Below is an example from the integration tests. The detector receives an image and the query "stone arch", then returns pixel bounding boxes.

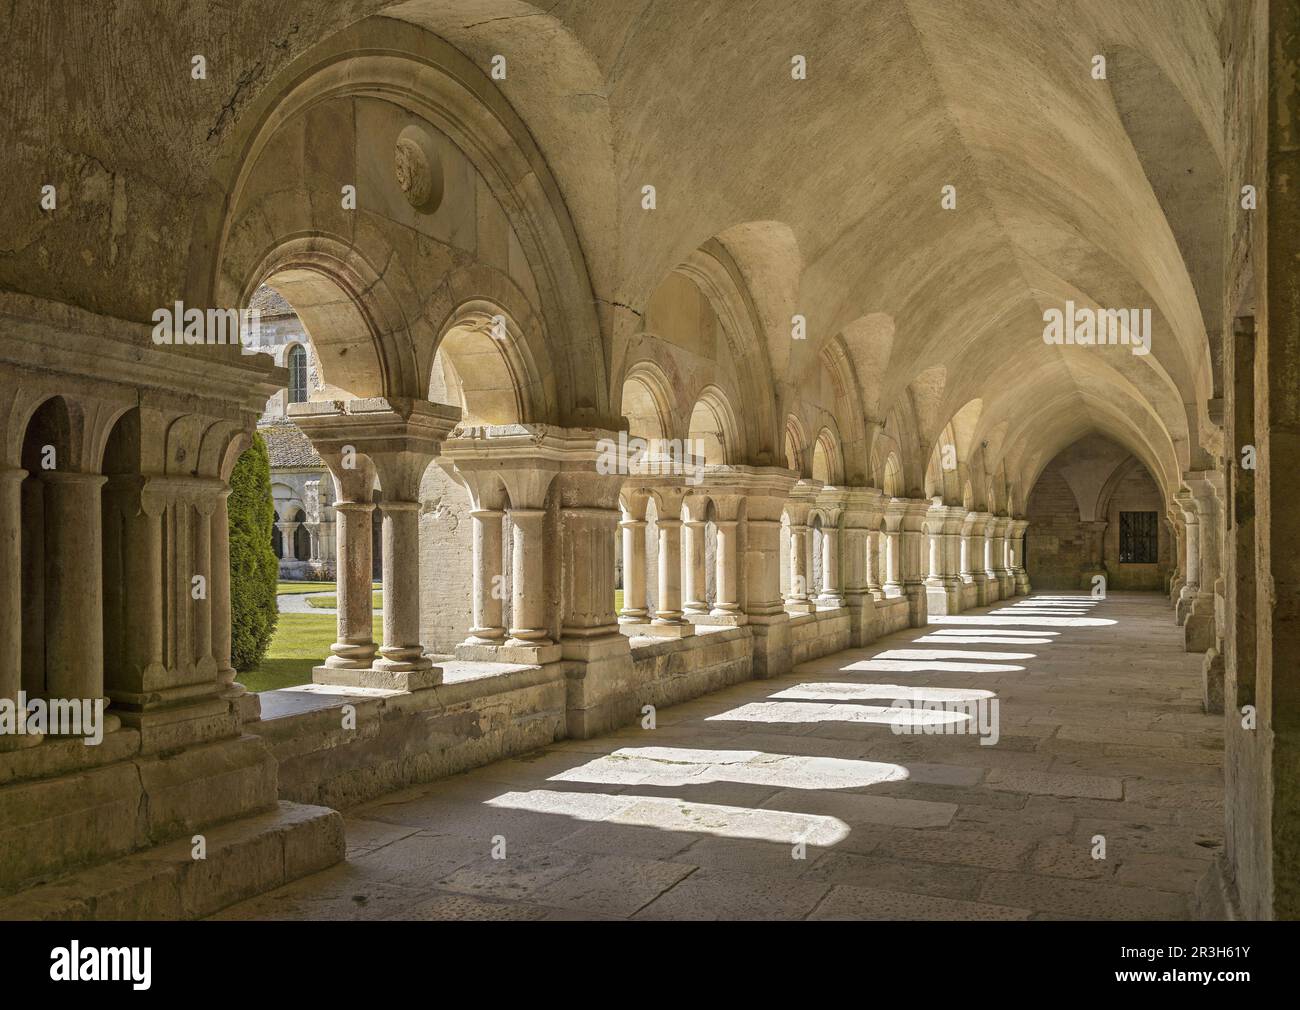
[688,386,741,466]
[621,360,676,441]
[883,452,904,499]
[194,18,608,423]
[811,427,844,486]
[431,300,550,425]
[784,415,809,476]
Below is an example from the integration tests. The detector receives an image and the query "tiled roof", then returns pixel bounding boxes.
[258,420,322,469]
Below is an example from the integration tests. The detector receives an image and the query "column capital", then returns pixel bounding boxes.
[291,397,460,501]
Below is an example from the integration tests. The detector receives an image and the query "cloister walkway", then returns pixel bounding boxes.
[219,593,1223,921]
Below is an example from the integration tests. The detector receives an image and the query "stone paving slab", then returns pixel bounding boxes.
[217,592,1223,921]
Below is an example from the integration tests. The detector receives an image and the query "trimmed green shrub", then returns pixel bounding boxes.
[228,432,280,671]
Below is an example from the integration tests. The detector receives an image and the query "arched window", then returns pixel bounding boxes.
[287,344,308,404]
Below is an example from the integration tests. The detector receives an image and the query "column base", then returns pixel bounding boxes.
[784,599,815,615]
[312,663,444,692]
[454,642,563,665]
[925,583,962,616]
[640,622,696,639]
[693,610,748,627]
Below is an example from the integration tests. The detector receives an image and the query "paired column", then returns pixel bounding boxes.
[291,397,461,688]
[784,501,814,614]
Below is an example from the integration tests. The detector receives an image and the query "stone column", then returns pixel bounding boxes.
[505,507,549,645]
[1009,518,1031,595]
[41,471,110,716]
[326,500,377,670]
[648,487,692,636]
[375,500,434,680]
[210,490,241,697]
[467,506,507,643]
[898,498,930,626]
[923,502,963,616]
[815,500,845,608]
[682,495,710,619]
[841,487,883,645]
[866,528,885,601]
[280,520,301,561]
[712,519,741,618]
[1186,471,1225,706]
[555,456,632,737]
[988,516,1012,598]
[784,501,814,613]
[883,502,904,598]
[618,490,650,628]
[739,468,796,677]
[0,467,35,750]
[1175,488,1206,641]
[966,512,990,605]
[700,489,746,626]
[1168,507,1186,605]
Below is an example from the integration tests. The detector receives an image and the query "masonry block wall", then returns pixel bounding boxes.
[1027,465,1088,588]
[1104,464,1172,590]
[1026,435,1170,592]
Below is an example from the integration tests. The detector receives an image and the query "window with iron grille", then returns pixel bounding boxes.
[1119,511,1158,563]
[288,344,308,404]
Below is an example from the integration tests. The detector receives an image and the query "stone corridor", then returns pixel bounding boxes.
[218,592,1222,921]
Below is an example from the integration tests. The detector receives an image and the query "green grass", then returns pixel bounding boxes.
[237,612,383,694]
[241,588,627,694]
[306,592,384,609]
[276,580,379,596]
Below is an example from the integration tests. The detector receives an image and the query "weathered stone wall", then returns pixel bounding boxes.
[1027,436,1170,591]
[1103,464,1172,590]
[418,464,476,655]
[789,610,853,667]
[628,629,754,715]
[1027,465,1088,589]
[249,665,567,810]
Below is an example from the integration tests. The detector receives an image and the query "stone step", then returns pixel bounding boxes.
[0,801,344,920]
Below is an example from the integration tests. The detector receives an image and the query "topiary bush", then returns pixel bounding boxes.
[228,432,280,671]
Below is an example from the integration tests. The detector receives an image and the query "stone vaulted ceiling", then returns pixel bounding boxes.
[0,0,1227,507]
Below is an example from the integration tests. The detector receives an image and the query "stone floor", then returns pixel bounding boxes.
[217,592,1224,921]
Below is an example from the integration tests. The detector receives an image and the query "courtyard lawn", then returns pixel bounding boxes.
[237,612,383,694]
[276,580,379,595]
[306,591,384,610]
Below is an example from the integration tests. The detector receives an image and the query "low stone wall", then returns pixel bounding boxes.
[789,608,853,666]
[626,627,754,717]
[873,596,912,637]
[248,662,567,810]
[245,592,1009,813]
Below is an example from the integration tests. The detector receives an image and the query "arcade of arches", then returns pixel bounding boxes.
[1,1,1298,921]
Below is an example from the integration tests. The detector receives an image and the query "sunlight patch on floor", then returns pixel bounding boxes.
[484,789,852,845]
